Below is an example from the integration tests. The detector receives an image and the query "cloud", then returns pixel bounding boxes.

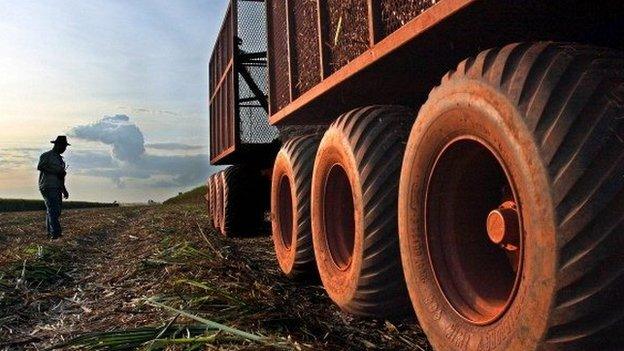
[139,154,208,186]
[67,115,213,188]
[136,108,179,116]
[0,147,43,169]
[69,115,145,161]
[0,155,26,170]
[145,143,204,151]
[66,150,115,169]
[116,106,180,116]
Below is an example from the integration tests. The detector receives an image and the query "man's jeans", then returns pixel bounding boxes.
[41,188,62,237]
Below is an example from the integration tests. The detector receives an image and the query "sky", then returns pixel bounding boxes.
[0,0,228,202]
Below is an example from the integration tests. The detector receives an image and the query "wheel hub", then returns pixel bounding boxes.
[486,201,519,251]
[425,138,524,324]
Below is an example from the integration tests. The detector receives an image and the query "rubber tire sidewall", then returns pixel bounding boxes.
[209,176,216,228]
[271,150,299,276]
[399,79,557,350]
[312,127,364,310]
[216,172,224,230]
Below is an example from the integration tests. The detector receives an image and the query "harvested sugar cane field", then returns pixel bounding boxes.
[3,1,624,350]
[0,205,432,351]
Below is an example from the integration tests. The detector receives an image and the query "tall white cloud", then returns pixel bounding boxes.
[67,115,214,188]
[70,115,145,162]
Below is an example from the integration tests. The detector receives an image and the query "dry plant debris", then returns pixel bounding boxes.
[0,205,431,350]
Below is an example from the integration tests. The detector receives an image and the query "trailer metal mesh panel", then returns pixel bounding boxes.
[268,0,291,115]
[209,0,278,164]
[322,0,370,74]
[290,0,321,98]
[379,0,438,39]
[238,66,277,144]
[238,0,267,54]
[237,0,278,144]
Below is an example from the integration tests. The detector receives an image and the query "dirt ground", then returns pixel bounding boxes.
[0,205,432,351]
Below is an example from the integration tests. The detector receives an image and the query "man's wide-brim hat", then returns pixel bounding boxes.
[51,136,70,146]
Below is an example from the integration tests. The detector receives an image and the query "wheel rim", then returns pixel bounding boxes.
[425,137,523,325]
[277,174,294,250]
[323,164,356,270]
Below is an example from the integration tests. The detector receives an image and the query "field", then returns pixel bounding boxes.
[0,204,431,351]
[0,199,119,213]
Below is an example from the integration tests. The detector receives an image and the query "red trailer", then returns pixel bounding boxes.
[207,1,624,349]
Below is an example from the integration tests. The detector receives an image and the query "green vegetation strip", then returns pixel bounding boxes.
[177,279,247,306]
[0,198,119,213]
[145,298,264,342]
[45,325,209,350]
[163,185,208,205]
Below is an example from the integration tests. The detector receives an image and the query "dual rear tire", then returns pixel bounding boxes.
[221,165,268,237]
[271,135,320,278]
[310,106,415,316]
[272,106,415,315]
[270,42,624,349]
[209,166,268,237]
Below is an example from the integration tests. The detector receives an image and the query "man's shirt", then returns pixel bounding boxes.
[38,150,66,190]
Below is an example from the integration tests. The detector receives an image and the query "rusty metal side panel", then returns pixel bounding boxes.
[265,0,452,125]
[269,0,475,125]
[267,0,291,115]
[321,0,370,74]
[289,0,322,98]
[378,0,440,39]
[209,2,236,164]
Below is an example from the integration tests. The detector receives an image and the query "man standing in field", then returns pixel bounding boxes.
[37,136,70,239]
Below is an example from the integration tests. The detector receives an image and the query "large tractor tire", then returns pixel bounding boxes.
[221,165,267,237]
[398,42,624,350]
[311,105,414,316]
[214,171,224,230]
[271,134,321,278]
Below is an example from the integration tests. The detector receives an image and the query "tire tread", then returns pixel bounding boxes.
[328,105,414,315]
[447,42,624,348]
[281,135,321,276]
